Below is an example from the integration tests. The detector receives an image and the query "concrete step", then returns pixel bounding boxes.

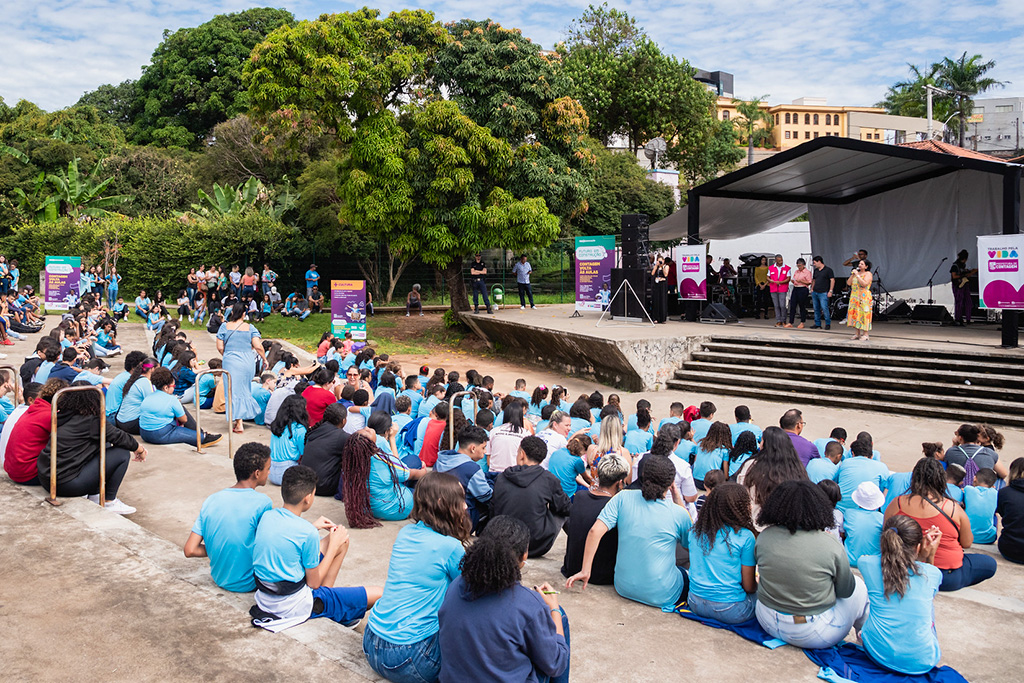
[665,376,1024,428]
[666,370,1024,426]
[685,353,1024,394]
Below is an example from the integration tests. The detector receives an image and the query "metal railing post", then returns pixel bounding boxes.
[47,385,106,507]
[0,365,21,405]
[447,391,479,447]
[193,368,233,457]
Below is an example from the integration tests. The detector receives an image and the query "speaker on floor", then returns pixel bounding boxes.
[699,302,738,324]
[910,304,953,325]
[882,300,912,318]
[610,267,649,320]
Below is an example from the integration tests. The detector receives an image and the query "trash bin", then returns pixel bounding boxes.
[490,284,504,310]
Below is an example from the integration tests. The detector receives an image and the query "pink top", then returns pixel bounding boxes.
[768,264,791,293]
[792,268,813,287]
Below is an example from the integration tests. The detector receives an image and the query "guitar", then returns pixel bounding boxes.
[955,268,978,289]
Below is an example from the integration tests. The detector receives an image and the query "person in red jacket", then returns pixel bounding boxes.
[3,378,68,485]
[419,403,449,468]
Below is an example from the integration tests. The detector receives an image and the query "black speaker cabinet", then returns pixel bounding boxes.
[910,304,954,326]
[699,302,739,324]
[610,268,649,320]
[621,214,649,269]
[881,300,912,319]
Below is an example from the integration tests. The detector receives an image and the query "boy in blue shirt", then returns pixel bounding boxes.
[814,427,847,458]
[844,481,884,568]
[250,465,382,631]
[400,375,423,417]
[690,401,716,443]
[729,405,762,446]
[658,402,685,434]
[964,468,999,544]
[807,441,843,484]
[185,442,273,592]
[112,297,129,321]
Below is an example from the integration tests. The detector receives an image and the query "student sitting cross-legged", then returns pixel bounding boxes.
[363,472,471,683]
[139,367,221,447]
[250,465,382,632]
[184,443,273,592]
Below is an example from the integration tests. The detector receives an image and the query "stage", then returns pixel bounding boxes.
[460,304,1024,392]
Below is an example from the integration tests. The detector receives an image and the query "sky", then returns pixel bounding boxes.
[2,0,1022,112]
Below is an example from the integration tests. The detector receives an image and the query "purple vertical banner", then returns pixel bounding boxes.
[673,245,706,300]
[575,235,615,311]
[331,280,367,339]
[44,255,82,310]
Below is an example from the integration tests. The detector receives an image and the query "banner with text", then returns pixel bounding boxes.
[44,255,81,310]
[575,235,616,311]
[673,244,706,300]
[331,280,367,338]
[978,235,1024,310]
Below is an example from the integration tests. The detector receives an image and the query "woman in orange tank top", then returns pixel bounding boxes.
[884,458,996,592]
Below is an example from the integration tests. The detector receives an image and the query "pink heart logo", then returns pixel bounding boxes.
[983,280,1024,308]
[988,251,997,258]
[680,278,706,300]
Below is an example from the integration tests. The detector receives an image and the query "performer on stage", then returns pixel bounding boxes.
[650,256,669,324]
[754,256,770,319]
[846,260,873,341]
[950,250,977,326]
[842,249,869,268]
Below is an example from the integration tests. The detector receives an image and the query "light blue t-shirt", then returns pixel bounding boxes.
[623,429,653,456]
[834,457,890,515]
[196,372,217,405]
[32,360,55,383]
[253,508,320,583]
[945,483,964,504]
[860,554,942,675]
[626,413,655,435]
[687,527,756,604]
[730,422,762,445]
[692,446,728,481]
[548,447,587,498]
[842,448,881,461]
[690,419,713,443]
[370,452,413,520]
[964,486,998,544]
[418,395,441,420]
[271,423,307,463]
[843,507,883,567]
[724,451,755,478]
[400,389,423,418]
[675,438,697,463]
[883,471,913,512]
[191,487,273,592]
[305,269,319,286]
[527,399,547,418]
[73,370,104,386]
[252,384,272,425]
[367,521,465,644]
[597,489,692,609]
[117,377,154,422]
[814,437,841,458]
[569,416,591,436]
[139,390,186,431]
[105,370,131,417]
[806,457,838,484]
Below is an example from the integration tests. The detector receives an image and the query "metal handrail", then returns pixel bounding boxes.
[0,364,21,406]
[447,390,479,447]
[193,368,233,457]
[46,385,106,507]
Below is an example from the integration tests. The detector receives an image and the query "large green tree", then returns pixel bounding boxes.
[76,80,140,133]
[671,118,743,188]
[130,7,295,148]
[574,143,674,236]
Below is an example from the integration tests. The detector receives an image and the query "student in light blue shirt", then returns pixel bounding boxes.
[964,469,999,544]
[268,395,309,486]
[417,384,445,419]
[859,516,943,675]
[841,430,881,461]
[139,367,219,446]
[623,408,654,456]
[400,376,424,417]
[833,439,890,515]
[509,379,531,402]
[673,420,698,463]
[729,405,762,446]
[844,482,885,568]
[814,427,847,458]
[724,430,758,479]
[625,399,654,435]
[134,290,152,320]
[807,440,843,484]
[105,352,147,419]
[185,443,273,592]
[692,422,732,487]
[685,483,758,624]
[251,373,275,426]
[659,402,685,433]
[690,401,717,444]
[548,438,593,498]
[527,385,549,420]
[567,456,692,609]
[363,472,468,683]
[115,359,158,434]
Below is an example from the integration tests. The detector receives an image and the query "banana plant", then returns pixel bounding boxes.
[186,176,298,221]
[12,172,59,222]
[1,143,29,164]
[46,157,130,218]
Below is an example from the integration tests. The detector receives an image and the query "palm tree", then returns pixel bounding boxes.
[934,53,1006,147]
[731,95,773,165]
[876,63,947,120]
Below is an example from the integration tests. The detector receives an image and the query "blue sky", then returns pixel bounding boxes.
[2,1,1021,112]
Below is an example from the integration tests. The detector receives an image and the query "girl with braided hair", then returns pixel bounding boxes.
[340,433,382,529]
[685,483,758,623]
[858,515,943,674]
[343,430,428,524]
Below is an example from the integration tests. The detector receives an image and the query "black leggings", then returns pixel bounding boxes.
[50,448,131,501]
[788,287,809,323]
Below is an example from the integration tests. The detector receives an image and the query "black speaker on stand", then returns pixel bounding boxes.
[610,268,650,321]
[621,214,649,270]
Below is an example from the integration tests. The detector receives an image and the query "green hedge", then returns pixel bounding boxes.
[7,214,313,297]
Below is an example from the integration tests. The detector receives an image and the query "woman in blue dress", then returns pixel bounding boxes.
[216,302,268,435]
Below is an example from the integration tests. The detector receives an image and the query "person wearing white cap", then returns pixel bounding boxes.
[844,481,885,568]
[268,286,283,313]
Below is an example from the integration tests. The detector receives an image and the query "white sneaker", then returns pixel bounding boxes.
[0,353,7,359]
[530,305,536,309]
[419,312,424,316]
[520,306,525,310]
[104,498,136,515]
[405,312,410,316]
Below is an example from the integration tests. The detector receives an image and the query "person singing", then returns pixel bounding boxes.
[650,256,669,324]
[846,260,873,342]
[950,250,976,326]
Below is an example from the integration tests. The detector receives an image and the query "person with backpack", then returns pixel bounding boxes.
[944,423,1006,485]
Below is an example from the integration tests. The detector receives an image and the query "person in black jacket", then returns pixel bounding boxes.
[20,337,60,386]
[37,382,146,515]
[491,435,571,557]
[299,403,349,497]
[998,457,1024,564]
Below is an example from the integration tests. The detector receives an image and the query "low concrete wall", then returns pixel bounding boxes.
[460,314,706,391]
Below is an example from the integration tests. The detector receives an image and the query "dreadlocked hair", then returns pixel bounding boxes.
[879,514,923,599]
[340,434,382,529]
[692,483,755,554]
[460,516,530,599]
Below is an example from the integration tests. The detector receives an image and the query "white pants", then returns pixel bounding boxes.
[755,576,868,649]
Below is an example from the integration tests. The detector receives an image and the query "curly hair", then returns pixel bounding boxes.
[699,421,733,453]
[757,480,834,533]
[728,431,758,466]
[651,425,680,456]
[233,442,270,481]
[640,453,676,501]
[744,426,808,507]
[460,515,530,599]
[692,483,754,554]
[909,457,947,503]
[38,378,69,402]
[412,472,472,545]
[340,433,382,529]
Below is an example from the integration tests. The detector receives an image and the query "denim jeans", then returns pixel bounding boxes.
[269,459,298,486]
[472,280,490,310]
[770,291,787,323]
[688,592,757,624]
[811,291,831,326]
[140,422,199,446]
[108,288,118,309]
[518,283,534,307]
[755,576,868,649]
[92,342,120,357]
[938,553,997,591]
[362,627,441,683]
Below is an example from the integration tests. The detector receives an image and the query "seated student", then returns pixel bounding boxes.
[623,407,654,456]
[724,430,758,480]
[92,321,121,357]
[268,395,309,486]
[435,425,493,532]
[843,430,882,462]
[251,372,276,426]
[814,427,848,458]
[508,378,530,401]
[139,367,221,447]
[964,468,999,544]
[997,457,1024,564]
[631,426,699,512]
[686,483,758,624]
[730,405,762,445]
[589,404,618,441]
[184,443,273,591]
[859,516,943,675]
[250,465,382,632]
[944,423,1004,484]
[690,401,716,443]
[303,366,338,426]
[344,389,372,435]
[625,399,654,435]
[658,402,685,433]
[112,297,130,321]
[818,479,845,542]
[492,435,572,558]
[134,290,152,320]
[299,403,349,496]
[526,385,549,422]
[172,351,199,400]
[347,431,428,522]
[549,434,595,499]
[48,347,82,384]
[439,516,569,683]
[567,399,592,436]
[146,307,166,331]
[674,420,698,463]
[567,455,692,609]
[399,375,424,418]
[693,469,725,517]
[692,422,732,489]
[833,437,890,515]
[844,482,885,568]
[74,358,112,387]
[363,472,470,683]
[807,440,843,484]
[367,411,399,457]
[561,453,629,586]
[418,402,448,468]
[4,379,66,485]
[404,283,423,317]
[0,379,38,463]
[20,338,57,387]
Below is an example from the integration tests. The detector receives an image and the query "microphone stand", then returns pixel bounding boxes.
[925,257,948,304]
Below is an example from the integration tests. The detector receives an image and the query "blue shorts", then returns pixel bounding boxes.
[311,586,368,626]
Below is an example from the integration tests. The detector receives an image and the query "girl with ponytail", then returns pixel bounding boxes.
[858,515,943,674]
